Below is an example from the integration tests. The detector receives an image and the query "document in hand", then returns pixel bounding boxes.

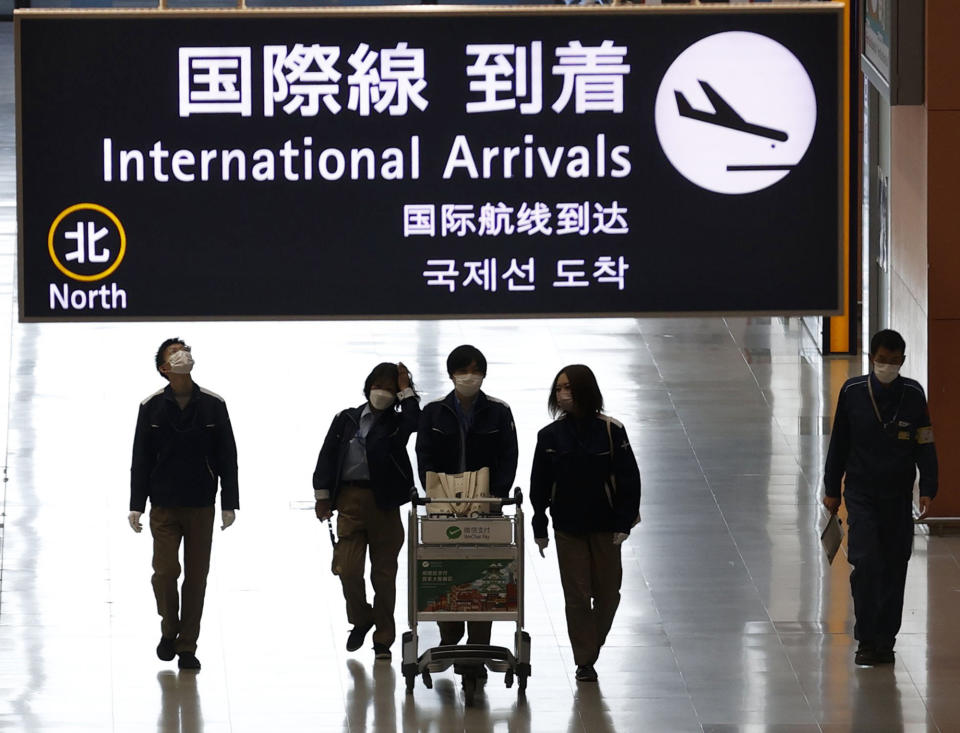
[820,514,844,564]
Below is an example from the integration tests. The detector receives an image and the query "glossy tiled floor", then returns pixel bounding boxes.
[4,25,960,733]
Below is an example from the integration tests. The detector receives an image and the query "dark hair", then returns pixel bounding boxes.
[363,362,417,406]
[548,364,603,418]
[155,338,186,380]
[870,329,906,356]
[446,344,487,377]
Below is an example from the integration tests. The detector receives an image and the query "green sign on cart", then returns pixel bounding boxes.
[417,559,518,613]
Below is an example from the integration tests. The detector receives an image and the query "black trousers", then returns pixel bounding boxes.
[438,621,491,646]
[844,488,914,649]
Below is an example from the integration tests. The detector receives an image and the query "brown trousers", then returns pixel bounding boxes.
[334,486,405,647]
[150,505,215,654]
[554,530,623,666]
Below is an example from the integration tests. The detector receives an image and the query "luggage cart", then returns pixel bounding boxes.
[401,487,531,705]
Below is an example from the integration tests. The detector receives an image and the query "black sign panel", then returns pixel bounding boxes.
[16,7,842,321]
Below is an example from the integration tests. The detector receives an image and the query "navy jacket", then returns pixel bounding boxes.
[824,374,938,498]
[130,383,239,512]
[530,413,641,537]
[415,391,518,498]
[313,395,420,510]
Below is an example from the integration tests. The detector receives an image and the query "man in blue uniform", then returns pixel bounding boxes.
[823,329,937,666]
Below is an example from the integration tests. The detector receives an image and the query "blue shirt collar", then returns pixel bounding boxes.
[453,392,476,431]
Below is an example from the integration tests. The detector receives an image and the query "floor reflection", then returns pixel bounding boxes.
[397,675,532,733]
[851,666,905,731]
[343,657,535,733]
[567,684,614,733]
[157,671,203,733]
[345,659,398,733]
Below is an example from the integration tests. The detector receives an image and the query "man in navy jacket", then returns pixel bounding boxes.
[416,345,518,676]
[824,329,937,666]
[129,338,239,671]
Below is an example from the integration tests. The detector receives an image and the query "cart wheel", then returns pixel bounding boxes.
[421,670,433,689]
[518,673,528,692]
[504,670,514,688]
[462,675,477,706]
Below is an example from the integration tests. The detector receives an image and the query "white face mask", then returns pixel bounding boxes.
[369,389,395,411]
[556,388,574,412]
[453,374,483,398]
[873,362,900,384]
[167,349,194,374]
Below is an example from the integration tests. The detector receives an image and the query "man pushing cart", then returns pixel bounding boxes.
[401,488,531,705]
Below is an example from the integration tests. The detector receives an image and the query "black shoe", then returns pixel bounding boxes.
[346,622,374,652]
[156,636,176,662]
[373,643,391,660]
[575,664,598,681]
[855,642,878,666]
[875,647,896,664]
[177,652,201,670]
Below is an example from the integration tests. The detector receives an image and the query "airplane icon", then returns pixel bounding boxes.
[675,80,789,142]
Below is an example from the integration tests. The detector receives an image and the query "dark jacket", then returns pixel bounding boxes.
[824,374,938,498]
[415,391,518,498]
[313,394,420,510]
[530,413,641,537]
[130,383,239,512]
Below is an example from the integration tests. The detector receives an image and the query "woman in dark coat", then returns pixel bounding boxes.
[530,364,641,682]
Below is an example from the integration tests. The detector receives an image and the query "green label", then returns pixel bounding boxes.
[417,558,518,612]
[446,526,463,539]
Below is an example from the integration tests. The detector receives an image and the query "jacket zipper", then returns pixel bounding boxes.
[603,481,614,509]
[389,454,410,480]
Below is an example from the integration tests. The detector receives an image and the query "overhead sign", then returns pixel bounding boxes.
[15,6,842,321]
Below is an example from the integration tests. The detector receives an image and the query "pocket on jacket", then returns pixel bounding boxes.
[472,428,501,455]
[429,427,460,456]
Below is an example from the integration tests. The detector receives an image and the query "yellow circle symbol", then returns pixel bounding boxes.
[47,203,126,282]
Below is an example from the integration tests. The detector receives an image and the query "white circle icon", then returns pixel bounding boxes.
[654,32,817,195]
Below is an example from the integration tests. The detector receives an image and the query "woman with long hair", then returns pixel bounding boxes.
[530,364,641,682]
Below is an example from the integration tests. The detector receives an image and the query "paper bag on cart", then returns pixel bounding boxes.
[424,468,490,516]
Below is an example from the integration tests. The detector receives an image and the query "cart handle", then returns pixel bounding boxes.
[409,486,523,506]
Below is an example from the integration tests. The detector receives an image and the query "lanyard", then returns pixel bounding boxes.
[327,518,337,547]
[866,376,905,429]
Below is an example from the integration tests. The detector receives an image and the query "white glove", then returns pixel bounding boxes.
[128,511,143,533]
[534,537,549,557]
[221,510,236,530]
[612,532,629,546]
